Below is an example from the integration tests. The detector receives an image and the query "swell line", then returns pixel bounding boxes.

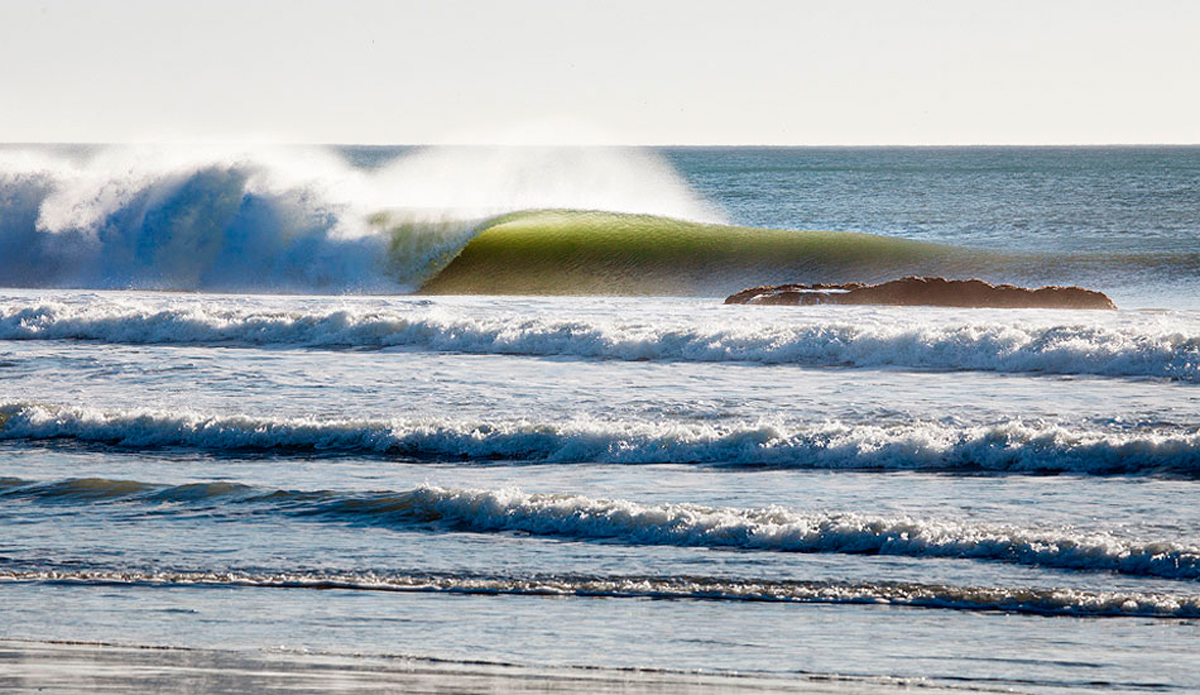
[3,299,1197,381]
[2,403,1199,475]
[2,567,1197,619]
[3,477,1198,580]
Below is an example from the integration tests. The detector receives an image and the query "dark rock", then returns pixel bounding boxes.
[724,277,1116,310]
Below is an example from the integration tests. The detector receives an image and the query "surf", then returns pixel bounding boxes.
[3,403,1199,475]
[404,208,1200,297]
[0,144,722,293]
[4,145,1197,298]
[4,475,1200,580]
[3,566,1197,619]
[405,209,976,295]
[3,295,1198,381]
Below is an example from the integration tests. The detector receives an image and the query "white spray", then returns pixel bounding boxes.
[0,142,721,292]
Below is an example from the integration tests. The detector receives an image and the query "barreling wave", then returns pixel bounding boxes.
[3,146,1196,297]
[3,566,1197,619]
[0,145,719,293]
[3,476,1198,580]
[2,403,1199,475]
[2,297,1197,381]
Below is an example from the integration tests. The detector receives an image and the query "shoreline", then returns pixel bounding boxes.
[0,639,1011,694]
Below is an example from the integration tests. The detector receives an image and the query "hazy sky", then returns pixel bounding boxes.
[2,0,1198,145]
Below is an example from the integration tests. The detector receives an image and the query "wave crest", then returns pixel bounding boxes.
[4,476,1199,580]
[390,485,1200,580]
[2,298,1197,381]
[0,145,719,292]
[1,403,1198,475]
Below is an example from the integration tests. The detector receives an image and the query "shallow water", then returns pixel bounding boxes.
[2,292,1199,692]
[2,147,1199,692]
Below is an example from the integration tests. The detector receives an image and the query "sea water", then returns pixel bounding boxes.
[1,145,1198,693]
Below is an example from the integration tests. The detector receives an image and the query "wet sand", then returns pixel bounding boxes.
[0,639,1001,694]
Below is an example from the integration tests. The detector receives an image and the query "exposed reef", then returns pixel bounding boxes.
[724,277,1117,310]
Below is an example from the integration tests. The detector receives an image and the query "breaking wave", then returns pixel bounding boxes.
[2,298,1197,381]
[1,403,1199,475]
[0,145,718,293]
[3,146,1195,297]
[3,566,1197,619]
[3,476,1198,580]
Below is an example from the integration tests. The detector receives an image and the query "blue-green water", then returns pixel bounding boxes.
[1,145,1198,692]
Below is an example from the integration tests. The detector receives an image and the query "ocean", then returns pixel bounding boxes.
[1,145,1198,693]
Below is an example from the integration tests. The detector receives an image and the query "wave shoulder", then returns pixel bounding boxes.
[416,210,965,296]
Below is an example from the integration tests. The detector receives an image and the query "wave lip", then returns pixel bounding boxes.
[4,474,1199,581]
[2,299,1199,381]
[389,485,1200,581]
[2,403,1199,476]
[3,567,1198,619]
[0,146,722,293]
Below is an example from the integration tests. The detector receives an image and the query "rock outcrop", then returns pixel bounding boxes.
[725,277,1116,310]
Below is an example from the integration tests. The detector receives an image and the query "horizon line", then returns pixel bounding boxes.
[3,140,1200,149]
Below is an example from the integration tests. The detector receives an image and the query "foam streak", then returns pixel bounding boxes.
[2,567,1196,619]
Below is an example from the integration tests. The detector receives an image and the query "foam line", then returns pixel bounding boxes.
[3,475,1199,579]
[2,300,1197,380]
[3,567,1196,619]
[1,403,1198,475]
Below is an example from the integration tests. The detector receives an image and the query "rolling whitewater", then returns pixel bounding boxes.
[1,144,1199,693]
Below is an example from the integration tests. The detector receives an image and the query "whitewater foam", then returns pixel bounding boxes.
[2,567,1196,619]
[1,402,1198,475]
[3,476,1198,580]
[0,145,719,292]
[389,485,1200,580]
[2,297,1197,381]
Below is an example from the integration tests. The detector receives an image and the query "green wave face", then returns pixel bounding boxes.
[415,210,984,296]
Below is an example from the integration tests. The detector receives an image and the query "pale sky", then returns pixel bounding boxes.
[2,0,1198,145]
